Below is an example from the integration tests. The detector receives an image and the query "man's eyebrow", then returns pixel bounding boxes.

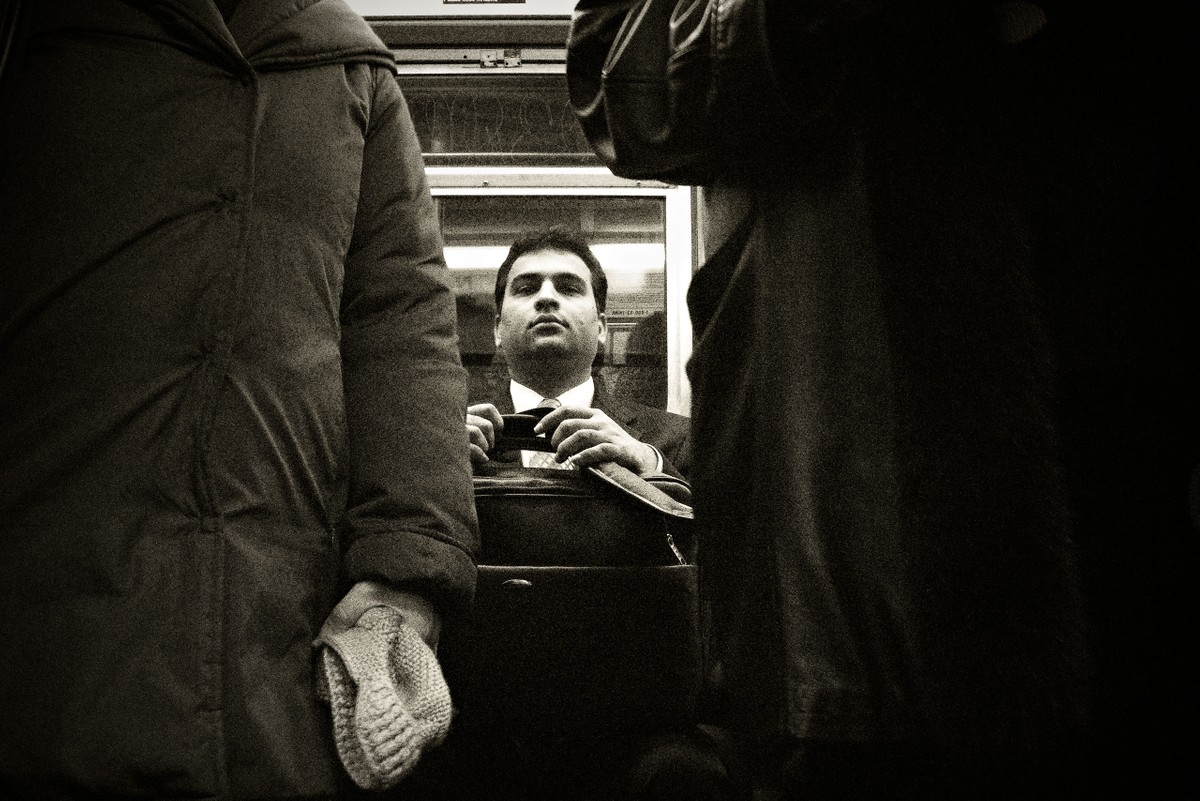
[509,271,587,285]
[506,273,541,288]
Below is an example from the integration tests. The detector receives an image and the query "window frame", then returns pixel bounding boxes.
[426,166,694,415]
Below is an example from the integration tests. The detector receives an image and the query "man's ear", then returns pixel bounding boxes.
[596,312,607,348]
[494,314,502,350]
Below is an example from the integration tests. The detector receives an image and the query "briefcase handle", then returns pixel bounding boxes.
[490,412,693,521]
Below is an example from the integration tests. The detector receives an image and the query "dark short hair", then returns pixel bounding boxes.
[493,227,608,314]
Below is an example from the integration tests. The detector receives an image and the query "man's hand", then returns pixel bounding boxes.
[466,403,505,466]
[536,406,660,475]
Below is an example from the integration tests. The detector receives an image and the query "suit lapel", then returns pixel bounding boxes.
[593,378,646,441]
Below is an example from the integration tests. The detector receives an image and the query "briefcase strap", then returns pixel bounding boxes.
[583,462,693,521]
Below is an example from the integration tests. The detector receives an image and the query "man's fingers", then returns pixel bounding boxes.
[558,433,656,474]
[467,404,505,455]
[469,443,490,466]
[468,403,504,427]
[466,403,504,451]
[549,416,626,449]
[466,414,494,439]
[532,407,651,471]
[534,405,604,435]
[557,430,631,461]
[562,441,624,468]
[555,426,602,453]
[466,420,493,452]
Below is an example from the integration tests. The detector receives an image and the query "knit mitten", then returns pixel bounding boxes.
[316,605,453,790]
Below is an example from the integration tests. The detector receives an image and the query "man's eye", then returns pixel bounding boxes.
[511,283,535,295]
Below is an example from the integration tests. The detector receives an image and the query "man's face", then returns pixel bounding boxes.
[494,248,606,368]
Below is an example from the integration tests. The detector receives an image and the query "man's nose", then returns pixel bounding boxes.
[533,280,559,308]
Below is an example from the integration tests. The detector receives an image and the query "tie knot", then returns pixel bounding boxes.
[539,397,561,409]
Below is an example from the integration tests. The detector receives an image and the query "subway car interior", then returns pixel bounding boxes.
[0,1,1193,799]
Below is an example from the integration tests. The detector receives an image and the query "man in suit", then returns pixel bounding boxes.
[413,228,734,801]
[466,226,689,477]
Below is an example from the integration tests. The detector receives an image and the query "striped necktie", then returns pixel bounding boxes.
[526,398,568,468]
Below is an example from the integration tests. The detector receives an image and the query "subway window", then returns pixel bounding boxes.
[427,168,693,414]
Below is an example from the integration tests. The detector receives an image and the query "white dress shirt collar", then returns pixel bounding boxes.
[509,377,595,412]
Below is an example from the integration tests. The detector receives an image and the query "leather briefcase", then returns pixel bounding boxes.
[438,411,702,732]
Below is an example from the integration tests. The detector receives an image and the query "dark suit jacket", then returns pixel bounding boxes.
[481,378,691,479]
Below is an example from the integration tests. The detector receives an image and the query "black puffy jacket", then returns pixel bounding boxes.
[0,1,478,797]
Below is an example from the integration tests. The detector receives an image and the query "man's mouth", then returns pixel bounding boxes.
[529,316,565,331]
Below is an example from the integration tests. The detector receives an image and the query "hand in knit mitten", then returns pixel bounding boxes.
[321,580,442,647]
[315,604,453,790]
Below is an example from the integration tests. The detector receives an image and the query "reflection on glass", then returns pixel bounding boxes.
[402,74,594,159]
[436,195,669,408]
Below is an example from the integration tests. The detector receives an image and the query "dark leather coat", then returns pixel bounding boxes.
[681,2,1094,788]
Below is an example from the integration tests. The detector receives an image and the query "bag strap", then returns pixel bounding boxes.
[583,462,693,521]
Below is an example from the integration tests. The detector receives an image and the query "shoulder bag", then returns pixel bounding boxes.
[567,0,851,185]
[567,0,716,184]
